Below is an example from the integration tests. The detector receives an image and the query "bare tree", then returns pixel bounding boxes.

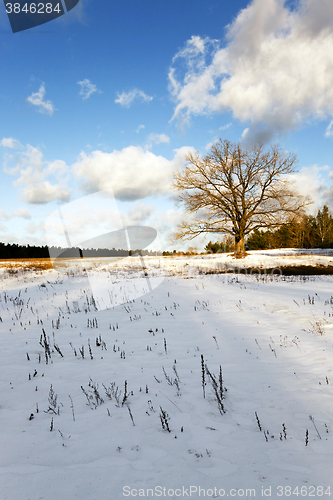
[172,139,309,256]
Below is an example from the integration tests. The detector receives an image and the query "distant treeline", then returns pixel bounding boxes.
[205,206,333,252]
[247,205,333,250]
[0,242,159,259]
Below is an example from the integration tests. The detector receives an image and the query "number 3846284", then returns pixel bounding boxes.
[277,486,331,496]
[5,3,61,14]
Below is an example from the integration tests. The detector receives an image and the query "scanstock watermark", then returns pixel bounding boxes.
[123,485,259,497]
[3,0,80,33]
[45,189,164,311]
[123,485,331,497]
[226,267,283,276]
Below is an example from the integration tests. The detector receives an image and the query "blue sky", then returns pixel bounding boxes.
[1,0,333,250]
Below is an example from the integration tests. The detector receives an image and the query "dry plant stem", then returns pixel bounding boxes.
[127,406,135,426]
[159,406,171,432]
[201,354,206,398]
[69,395,75,421]
[255,412,262,432]
[309,415,321,439]
[205,364,225,415]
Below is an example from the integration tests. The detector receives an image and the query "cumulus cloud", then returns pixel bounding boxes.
[150,208,183,235]
[121,205,185,250]
[77,78,101,100]
[11,207,32,219]
[0,137,18,148]
[145,133,170,149]
[72,145,193,201]
[319,168,333,209]
[169,0,333,142]
[23,182,71,204]
[4,144,71,204]
[47,159,69,176]
[115,88,153,107]
[122,203,155,226]
[45,199,124,248]
[26,83,55,116]
[0,207,31,220]
[3,139,193,205]
[289,164,331,213]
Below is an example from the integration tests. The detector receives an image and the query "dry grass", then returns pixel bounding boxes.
[0,258,81,273]
[0,259,53,272]
[2,254,333,278]
[0,257,132,275]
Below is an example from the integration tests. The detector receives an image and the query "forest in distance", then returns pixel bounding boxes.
[0,243,160,260]
[205,205,333,253]
[1,205,333,259]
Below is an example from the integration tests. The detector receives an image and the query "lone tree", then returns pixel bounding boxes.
[172,139,309,256]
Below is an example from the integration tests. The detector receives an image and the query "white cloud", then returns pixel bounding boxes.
[47,159,69,176]
[136,124,145,133]
[169,0,333,142]
[289,165,331,213]
[26,83,55,116]
[23,182,71,204]
[145,133,170,149]
[122,203,155,226]
[115,88,153,108]
[11,207,32,219]
[121,204,186,250]
[325,120,333,138]
[219,123,232,131]
[149,134,170,144]
[77,79,101,100]
[4,144,71,204]
[204,139,219,152]
[3,140,194,205]
[0,137,18,148]
[45,199,124,248]
[0,208,32,220]
[73,145,193,201]
[241,128,250,140]
[26,222,38,235]
[149,209,186,248]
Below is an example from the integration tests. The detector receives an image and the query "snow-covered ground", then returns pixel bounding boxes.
[1,254,333,499]
[158,249,333,276]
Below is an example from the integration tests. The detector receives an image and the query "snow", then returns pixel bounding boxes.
[158,250,333,276]
[1,254,333,499]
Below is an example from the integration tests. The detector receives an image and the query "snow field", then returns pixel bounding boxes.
[0,263,333,499]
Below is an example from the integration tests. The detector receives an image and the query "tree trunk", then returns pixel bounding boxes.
[235,235,245,257]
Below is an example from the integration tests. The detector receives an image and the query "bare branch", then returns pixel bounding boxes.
[171,139,310,255]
